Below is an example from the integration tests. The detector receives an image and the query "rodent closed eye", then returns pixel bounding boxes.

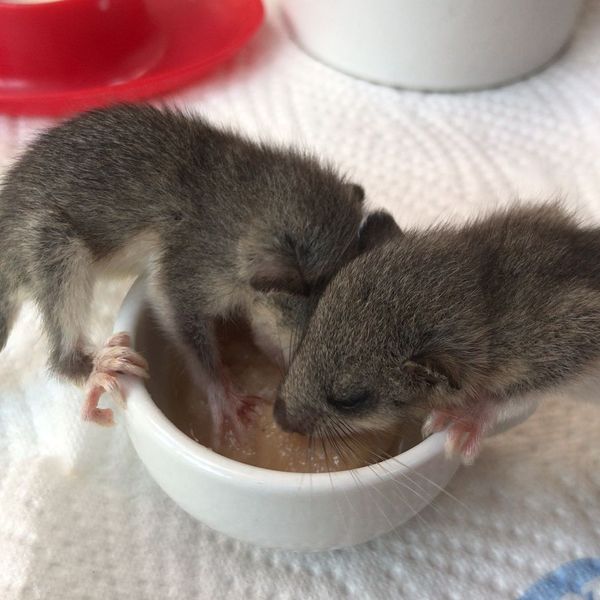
[327,391,372,411]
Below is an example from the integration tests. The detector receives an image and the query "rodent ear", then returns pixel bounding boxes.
[403,354,461,391]
[347,183,365,204]
[358,210,402,253]
[249,257,309,295]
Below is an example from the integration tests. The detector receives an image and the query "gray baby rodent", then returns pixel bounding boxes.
[0,103,387,430]
[275,203,600,462]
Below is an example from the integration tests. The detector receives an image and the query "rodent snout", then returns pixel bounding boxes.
[273,392,316,435]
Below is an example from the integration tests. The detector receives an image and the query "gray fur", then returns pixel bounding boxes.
[0,104,368,385]
[275,203,600,436]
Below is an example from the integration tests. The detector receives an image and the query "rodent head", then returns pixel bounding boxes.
[274,236,481,439]
[247,208,403,367]
[240,154,400,365]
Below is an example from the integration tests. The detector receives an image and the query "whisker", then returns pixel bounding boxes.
[333,420,437,504]
[377,449,470,511]
[325,417,422,530]
[359,447,451,520]
[350,464,399,532]
[318,424,347,525]
[334,419,470,511]
[326,420,464,530]
[322,427,361,519]
[324,417,432,529]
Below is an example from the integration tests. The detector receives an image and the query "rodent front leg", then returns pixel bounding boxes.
[168,292,262,446]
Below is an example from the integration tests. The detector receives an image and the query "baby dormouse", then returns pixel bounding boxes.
[275,203,600,462]
[0,104,388,433]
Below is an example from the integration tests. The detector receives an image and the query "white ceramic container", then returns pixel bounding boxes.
[115,277,533,550]
[282,0,585,91]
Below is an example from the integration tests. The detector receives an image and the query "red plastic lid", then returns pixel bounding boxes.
[0,0,264,116]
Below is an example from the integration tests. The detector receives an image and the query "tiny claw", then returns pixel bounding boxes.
[422,410,451,437]
[94,345,149,379]
[107,332,130,348]
[82,372,119,426]
[444,423,483,464]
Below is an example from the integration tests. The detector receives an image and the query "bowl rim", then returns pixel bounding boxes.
[117,276,454,493]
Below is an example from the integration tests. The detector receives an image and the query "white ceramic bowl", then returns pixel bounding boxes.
[114,277,530,550]
[282,0,585,91]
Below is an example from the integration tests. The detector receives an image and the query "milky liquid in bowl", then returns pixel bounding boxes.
[137,309,421,473]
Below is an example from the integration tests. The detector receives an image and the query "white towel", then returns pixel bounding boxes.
[0,2,599,598]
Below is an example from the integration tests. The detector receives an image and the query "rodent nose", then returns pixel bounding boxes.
[273,393,291,432]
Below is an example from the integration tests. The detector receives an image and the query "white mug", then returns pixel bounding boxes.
[282,0,585,91]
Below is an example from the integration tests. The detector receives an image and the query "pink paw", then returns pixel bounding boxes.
[423,405,494,464]
[82,332,149,426]
[222,386,263,438]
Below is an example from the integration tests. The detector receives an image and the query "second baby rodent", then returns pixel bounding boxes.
[275,203,600,462]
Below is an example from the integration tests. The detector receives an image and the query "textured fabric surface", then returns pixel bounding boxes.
[1,2,600,599]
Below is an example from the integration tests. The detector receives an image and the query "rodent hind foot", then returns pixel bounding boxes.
[81,332,149,426]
